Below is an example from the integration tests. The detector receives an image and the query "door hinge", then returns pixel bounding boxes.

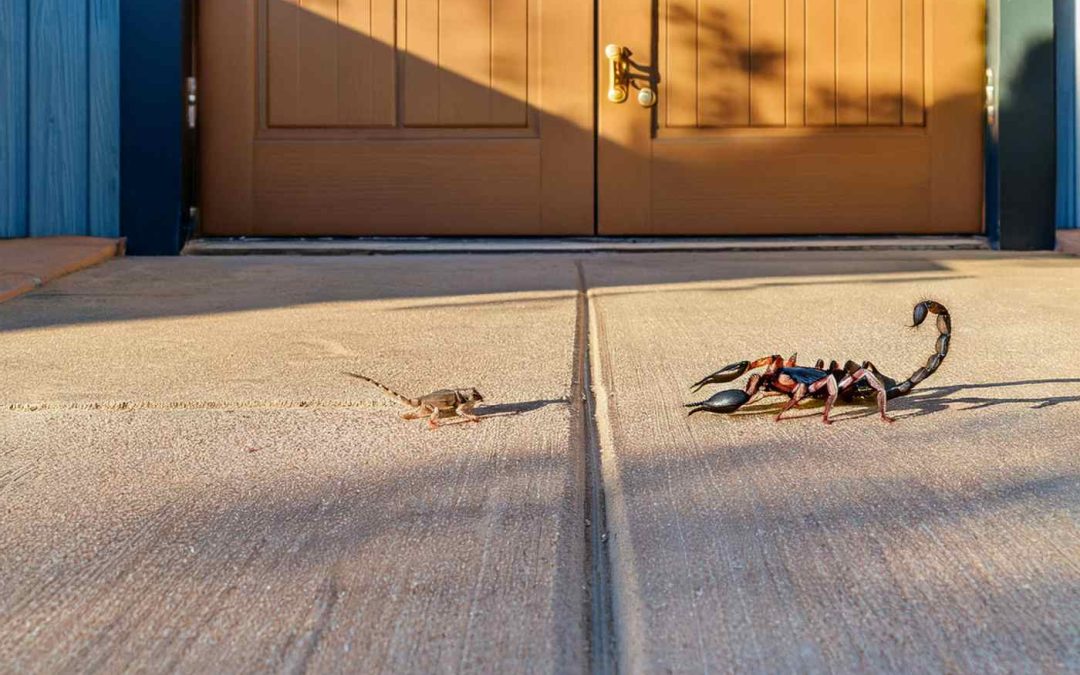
[985,68,996,126]
[186,76,198,130]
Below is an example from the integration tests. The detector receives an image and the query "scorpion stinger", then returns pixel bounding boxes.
[687,301,952,424]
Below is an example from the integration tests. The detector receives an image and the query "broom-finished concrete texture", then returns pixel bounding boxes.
[587,252,1080,673]
[1,252,1078,673]
[0,256,586,672]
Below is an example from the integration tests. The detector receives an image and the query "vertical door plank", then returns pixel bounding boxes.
[89,0,120,236]
[30,0,88,236]
[0,0,28,237]
[868,0,902,125]
[749,0,786,126]
[902,0,924,125]
[438,0,491,125]
[268,0,301,125]
[490,0,527,125]
[785,0,805,127]
[805,0,836,125]
[540,0,593,231]
[836,0,868,125]
[368,0,397,124]
[699,0,750,127]
[664,0,699,127]
[403,0,440,125]
[337,0,374,124]
[337,0,397,126]
[297,0,340,125]
[201,0,256,233]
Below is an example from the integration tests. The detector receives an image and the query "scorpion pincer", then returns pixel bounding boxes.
[686,301,951,424]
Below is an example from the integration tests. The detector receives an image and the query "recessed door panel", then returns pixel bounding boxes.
[600,0,985,234]
[201,0,592,235]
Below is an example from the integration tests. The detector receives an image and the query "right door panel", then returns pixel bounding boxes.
[599,0,986,235]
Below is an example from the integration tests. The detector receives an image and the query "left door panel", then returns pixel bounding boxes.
[200,1,593,236]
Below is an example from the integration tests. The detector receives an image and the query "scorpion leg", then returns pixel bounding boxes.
[774,384,808,422]
[837,368,895,423]
[745,374,788,407]
[808,374,840,424]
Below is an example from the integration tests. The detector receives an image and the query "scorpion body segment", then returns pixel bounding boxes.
[689,301,952,424]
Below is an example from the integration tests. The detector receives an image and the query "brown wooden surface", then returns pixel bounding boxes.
[205,0,983,237]
[603,0,985,235]
[201,0,592,236]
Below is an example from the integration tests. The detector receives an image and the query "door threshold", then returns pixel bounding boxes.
[183,235,990,256]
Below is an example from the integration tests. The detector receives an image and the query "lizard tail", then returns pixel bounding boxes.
[342,372,419,407]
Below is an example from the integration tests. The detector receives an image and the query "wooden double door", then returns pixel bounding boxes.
[201,0,986,236]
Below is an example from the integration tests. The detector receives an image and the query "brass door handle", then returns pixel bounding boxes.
[605,44,630,103]
[605,44,656,107]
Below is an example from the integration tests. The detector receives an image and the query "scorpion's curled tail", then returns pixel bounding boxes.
[886,300,951,399]
[342,372,419,407]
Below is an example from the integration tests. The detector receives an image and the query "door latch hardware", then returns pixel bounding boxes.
[605,44,656,108]
[985,68,996,126]
[606,44,630,103]
[186,77,198,130]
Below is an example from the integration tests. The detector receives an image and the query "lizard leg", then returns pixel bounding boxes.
[427,405,442,429]
[401,408,424,420]
[456,402,480,423]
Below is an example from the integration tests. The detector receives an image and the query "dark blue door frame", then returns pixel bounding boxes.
[120,0,187,255]
[119,0,1058,254]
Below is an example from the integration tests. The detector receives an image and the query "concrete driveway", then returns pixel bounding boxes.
[0,251,1077,673]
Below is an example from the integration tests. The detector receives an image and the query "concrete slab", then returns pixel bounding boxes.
[585,251,1080,673]
[0,236,124,304]
[0,256,577,406]
[0,256,585,672]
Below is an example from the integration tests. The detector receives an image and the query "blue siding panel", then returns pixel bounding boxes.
[0,0,28,237]
[89,0,120,237]
[29,0,89,237]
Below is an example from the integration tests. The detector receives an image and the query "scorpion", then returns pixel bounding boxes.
[686,301,951,424]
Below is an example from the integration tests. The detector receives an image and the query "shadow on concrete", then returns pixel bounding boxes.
[477,398,567,419]
[701,378,1080,424]
[0,250,1013,334]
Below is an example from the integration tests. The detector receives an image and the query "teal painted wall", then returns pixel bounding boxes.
[0,0,119,239]
[992,0,1057,249]
[1057,0,1078,229]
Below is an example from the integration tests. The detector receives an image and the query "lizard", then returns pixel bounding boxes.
[343,372,484,429]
